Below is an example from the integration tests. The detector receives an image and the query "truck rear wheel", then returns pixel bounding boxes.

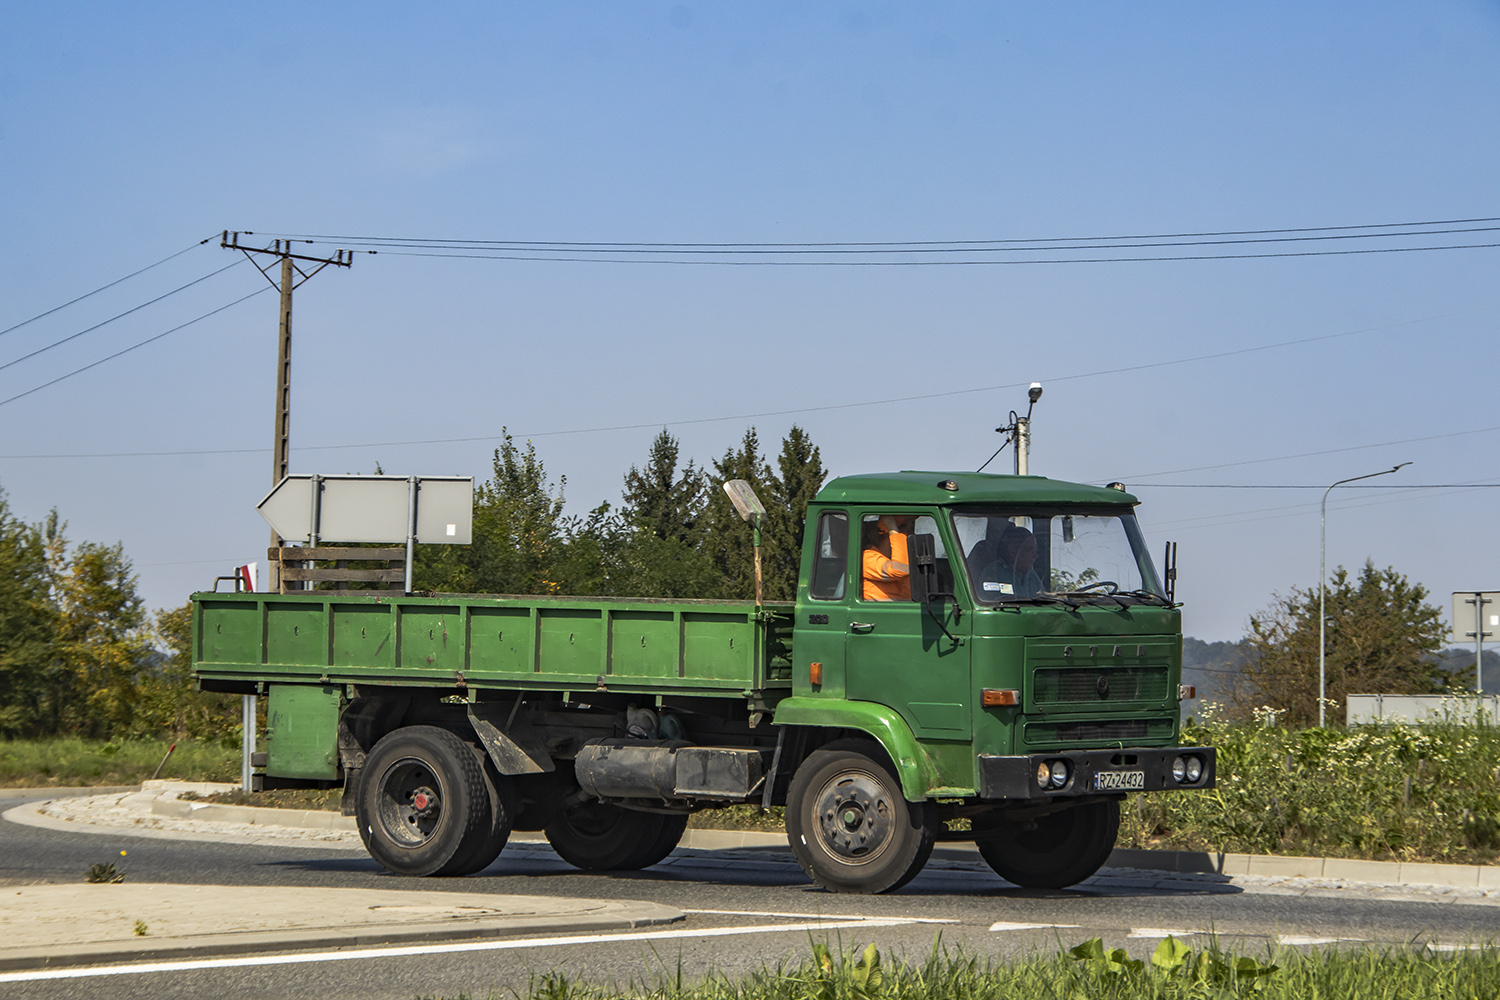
[545,801,687,871]
[974,798,1120,889]
[441,760,517,876]
[356,726,488,877]
[786,742,934,894]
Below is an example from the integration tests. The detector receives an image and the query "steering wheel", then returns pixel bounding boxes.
[1073,580,1120,595]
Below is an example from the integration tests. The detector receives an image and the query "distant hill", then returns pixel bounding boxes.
[1176,641,1500,721]
[1182,636,1253,711]
[1434,647,1500,693]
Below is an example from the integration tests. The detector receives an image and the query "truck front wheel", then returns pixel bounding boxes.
[786,742,934,894]
[545,802,687,871]
[973,798,1120,889]
[356,726,489,877]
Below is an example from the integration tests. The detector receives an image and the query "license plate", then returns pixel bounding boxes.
[1094,770,1145,791]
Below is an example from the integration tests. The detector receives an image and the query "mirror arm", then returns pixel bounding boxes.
[924,594,960,644]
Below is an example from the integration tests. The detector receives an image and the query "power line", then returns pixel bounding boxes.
[0,260,246,374]
[1134,483,1500,489]
[265,214,1500,249]
[0,288,272,409]
[0,304,1477,459]
[278,224,1500,256]
[361,240,1500,266]
[0,235,217,340]
[1117,424,1500,481]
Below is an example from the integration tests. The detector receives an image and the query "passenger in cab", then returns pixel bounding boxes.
[862,515,912,601]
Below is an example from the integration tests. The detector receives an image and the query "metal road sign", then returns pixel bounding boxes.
[258,475,473,545]
[1451,591,1500,645]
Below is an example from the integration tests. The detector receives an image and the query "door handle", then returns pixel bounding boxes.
[849,622,875,634]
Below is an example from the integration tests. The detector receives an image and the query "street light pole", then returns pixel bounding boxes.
[1319,462,1411,726]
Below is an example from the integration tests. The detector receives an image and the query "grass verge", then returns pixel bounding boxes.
[0,738,240,787]
[423,937,1500,1000]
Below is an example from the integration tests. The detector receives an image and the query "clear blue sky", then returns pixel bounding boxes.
[3,3,1498,642]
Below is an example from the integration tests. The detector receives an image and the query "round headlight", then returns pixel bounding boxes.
[1049,760,1069,788]
[1036,761,1052,788]
[1185,756,1203,783]
[1171,755,1187,783]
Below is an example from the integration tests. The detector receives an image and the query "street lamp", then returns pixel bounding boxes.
[1318,462,1412,726]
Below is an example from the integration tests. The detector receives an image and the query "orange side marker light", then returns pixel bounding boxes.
[982,689,1020,707]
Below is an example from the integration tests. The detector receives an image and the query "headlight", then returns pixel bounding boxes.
[1036,761,1052,788]
[1049,760,1069,788]
[1185,756,1203,783]
[1171,755,1187,783]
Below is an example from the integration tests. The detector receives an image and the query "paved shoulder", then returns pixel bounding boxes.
[0,883,683,972]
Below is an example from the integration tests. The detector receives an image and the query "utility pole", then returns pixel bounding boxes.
[222,232,351,795]
[221,232,353,591]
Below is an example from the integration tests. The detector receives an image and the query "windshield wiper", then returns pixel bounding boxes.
[1023,593,1081,609]
[1117,589,1172,606]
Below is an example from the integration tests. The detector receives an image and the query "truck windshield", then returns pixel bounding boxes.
[951,508,1166,604]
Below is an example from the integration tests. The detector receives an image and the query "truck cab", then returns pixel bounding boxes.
[768,472,1211,892]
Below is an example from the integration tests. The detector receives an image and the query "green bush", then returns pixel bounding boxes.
[1120,706,1500,863]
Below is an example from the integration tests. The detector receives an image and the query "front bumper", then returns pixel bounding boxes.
[977,745,1215,801]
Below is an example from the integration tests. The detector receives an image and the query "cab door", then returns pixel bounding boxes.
[843,512,972,740]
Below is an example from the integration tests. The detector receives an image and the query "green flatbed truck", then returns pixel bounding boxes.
[193,470,1214,894]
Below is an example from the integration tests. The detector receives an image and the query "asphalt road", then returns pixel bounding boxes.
[4,791,1499,1000]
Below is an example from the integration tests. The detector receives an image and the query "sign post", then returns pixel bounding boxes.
[1452,592,1500,695]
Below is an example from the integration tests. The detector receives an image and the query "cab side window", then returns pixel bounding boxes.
[808,512,848,600]
[860,513,915,602]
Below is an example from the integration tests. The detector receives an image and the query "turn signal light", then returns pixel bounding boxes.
[1179,684,1196,699]
[982,688,1020,707]
[809,661,822,686]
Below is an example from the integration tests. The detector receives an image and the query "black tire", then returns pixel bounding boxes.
[545,801,688,871]
[785,741,934,894]
[440,759,517,876]
[974,798,1121,889]
[356,726,488,877]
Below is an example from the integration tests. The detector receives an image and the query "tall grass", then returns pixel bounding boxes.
[0,738,241,787]
[1120,709,1500,863]
[424,938,1500,1000]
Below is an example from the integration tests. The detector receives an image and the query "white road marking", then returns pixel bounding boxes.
[988,921,1082,932]
[1276,935,1366,947]
[1127,928,1202,938]
[0,917,939,984]
[1427,943,1484,953]
[684,908,956,924]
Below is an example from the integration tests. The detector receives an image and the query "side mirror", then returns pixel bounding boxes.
[909,533,939,604]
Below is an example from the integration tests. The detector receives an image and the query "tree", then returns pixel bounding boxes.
[417,430,568,595]
[51,538,153,738]
[0,490,57,737]
[620,429,708,546]
[1235,561,1452,727]
[763,426,827,601]
[700,428,774,600]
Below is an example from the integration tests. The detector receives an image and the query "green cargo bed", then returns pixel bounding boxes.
[193,592,795,699]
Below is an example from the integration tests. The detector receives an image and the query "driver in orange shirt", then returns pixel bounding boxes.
[862,515,913,601]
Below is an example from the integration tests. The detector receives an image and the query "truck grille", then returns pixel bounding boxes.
[1034,666,1169,705]
[1023,718,1175,745]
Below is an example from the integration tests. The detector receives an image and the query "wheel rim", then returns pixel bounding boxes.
[375,757,446,847]
[811,768,896,865]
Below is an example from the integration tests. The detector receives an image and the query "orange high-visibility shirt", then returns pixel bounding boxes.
[862,531,910,601]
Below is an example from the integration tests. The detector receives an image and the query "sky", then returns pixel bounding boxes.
[2,3,1499,643]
